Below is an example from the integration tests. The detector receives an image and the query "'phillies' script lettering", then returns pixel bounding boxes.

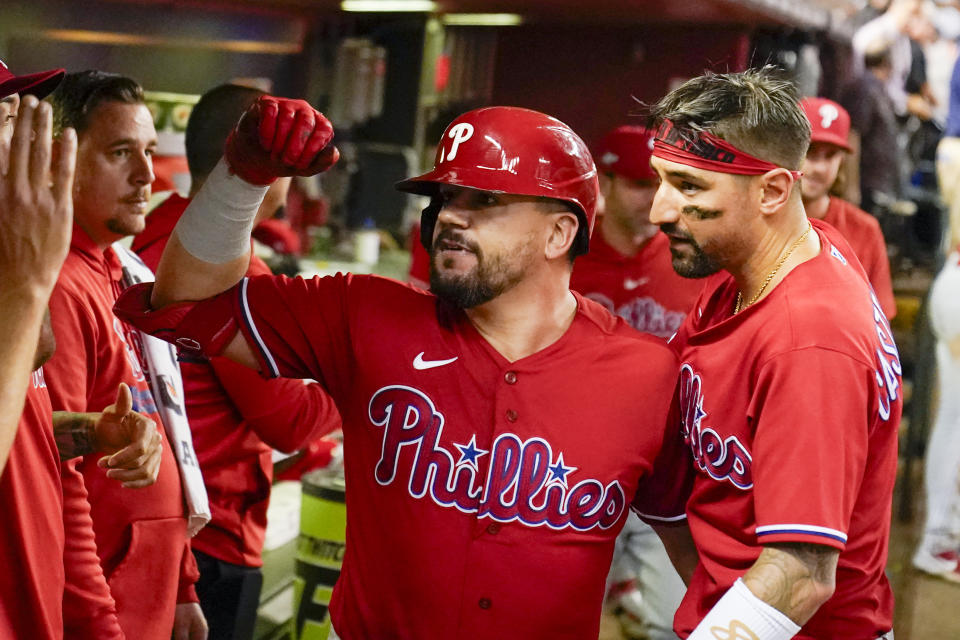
[678,364,753,490]
[368,385,625,531]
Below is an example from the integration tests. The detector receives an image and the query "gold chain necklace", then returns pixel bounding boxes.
[734,222,812,314]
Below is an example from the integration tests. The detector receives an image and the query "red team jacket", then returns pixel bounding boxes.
[639,220,900,639]
[123,273,685,639]
[133,193,341,567]
[45,226,199,640]
[0,372,65,639]
[570,230,701,338]
[821,196,896,319]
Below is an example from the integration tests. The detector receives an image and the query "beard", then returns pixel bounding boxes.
[106,214,145,238]
[429,229,531,309]
[662,224,723,279]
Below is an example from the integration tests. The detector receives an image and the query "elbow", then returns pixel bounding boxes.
[808,574,836,611]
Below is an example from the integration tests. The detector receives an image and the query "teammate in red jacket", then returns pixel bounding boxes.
[799,97,896,319]
[44,70,205,640]
[115,99,689,639]
[132,83,341,640]
[641,68,899,640]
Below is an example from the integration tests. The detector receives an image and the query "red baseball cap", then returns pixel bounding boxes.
[595,125,657,182]
[801,97,852,152]
[0,57,65,101]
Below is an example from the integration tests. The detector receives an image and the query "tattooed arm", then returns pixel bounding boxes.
[53,412,99,460]
[52,383,163,488]
[742,542,839,625]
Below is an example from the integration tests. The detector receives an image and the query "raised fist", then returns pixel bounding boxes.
[224,96,339,186]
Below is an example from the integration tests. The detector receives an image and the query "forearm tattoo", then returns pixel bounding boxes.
[52,412,98,460]
[748,542,837,619]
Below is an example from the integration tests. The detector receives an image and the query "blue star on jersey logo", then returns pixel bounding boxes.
[694,398,707,427]
[454,435,488,470]
[548,452,577,487]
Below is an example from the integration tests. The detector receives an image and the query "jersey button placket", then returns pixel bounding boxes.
[505,408,518,423]
[478,597,492,610]
[504,370,518,385]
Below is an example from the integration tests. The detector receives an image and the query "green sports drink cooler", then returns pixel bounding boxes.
[293,471,346,640]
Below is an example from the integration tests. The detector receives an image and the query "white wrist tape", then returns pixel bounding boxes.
[174,157,269,264]
[688,578,800,640]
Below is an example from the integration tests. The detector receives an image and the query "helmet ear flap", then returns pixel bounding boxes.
[419,195,443,250]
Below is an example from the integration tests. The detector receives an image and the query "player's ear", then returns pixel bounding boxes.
[758,168,794,216]
[598,173,612,201]
[545,210,579,261]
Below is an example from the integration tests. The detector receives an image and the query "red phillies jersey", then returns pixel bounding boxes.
[820,197,896,319]
[0,370,65,639]
[653,220,900,639]
[134,194,341,566]
[45,225,199,640]
[571,231,702,338]
[230,274,679,639]
[407,222,431,289]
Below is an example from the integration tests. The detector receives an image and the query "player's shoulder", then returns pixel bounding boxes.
[773,245,883,365]
[834,198,882,234]
[345,273,433,302]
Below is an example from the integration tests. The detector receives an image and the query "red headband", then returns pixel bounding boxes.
[652,119,801,179]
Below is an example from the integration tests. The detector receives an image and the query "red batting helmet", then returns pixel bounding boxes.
[595,125,658,182]
[800,97,852,152]
[396,106,599,255]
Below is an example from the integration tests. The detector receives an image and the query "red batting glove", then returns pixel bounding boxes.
[224,96,340,186]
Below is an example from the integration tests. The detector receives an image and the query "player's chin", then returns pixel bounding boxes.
[435,249,478,271]
[107,213,146,238]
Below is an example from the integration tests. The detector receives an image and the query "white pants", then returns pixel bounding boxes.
[607,514,686,640]
[922,255,960,550]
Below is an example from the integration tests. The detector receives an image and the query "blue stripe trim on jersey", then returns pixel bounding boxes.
[756,524,847,544]
[239,278,280,378]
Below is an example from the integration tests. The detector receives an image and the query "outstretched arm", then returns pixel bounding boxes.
[151,96,338,308]
[0,96,76,473]
[149,96,338,369]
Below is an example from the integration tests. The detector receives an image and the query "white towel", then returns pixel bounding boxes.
[113,243,210,537]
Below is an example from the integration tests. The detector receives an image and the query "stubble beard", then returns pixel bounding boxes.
[667,232,723,279]
[429,232,531,309]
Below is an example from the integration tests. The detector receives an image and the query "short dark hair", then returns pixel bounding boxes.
[50,70,144,136]
[185,83,265,185]
[648,66,811,171]
[864,47,892,70]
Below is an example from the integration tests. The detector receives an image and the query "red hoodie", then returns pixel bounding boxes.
[46,225,199,640]
[133,193,341,566]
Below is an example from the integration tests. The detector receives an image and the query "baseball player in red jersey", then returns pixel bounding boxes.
[114,99,689,639]
[132,83,342,640]
[637,68,900,639]
[572,125,701,339]
[0,70,75,639]
[44,70,205,640]
[799,97,896,319]
[0,65,165,639]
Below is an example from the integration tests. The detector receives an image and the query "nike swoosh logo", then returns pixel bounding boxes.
[413,352,459,370]
[624,277,649,290]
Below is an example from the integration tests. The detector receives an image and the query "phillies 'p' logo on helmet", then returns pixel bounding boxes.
[396,106,599,256]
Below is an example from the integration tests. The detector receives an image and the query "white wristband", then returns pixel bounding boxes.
[174,157,269,264]
[688,578,800,640]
